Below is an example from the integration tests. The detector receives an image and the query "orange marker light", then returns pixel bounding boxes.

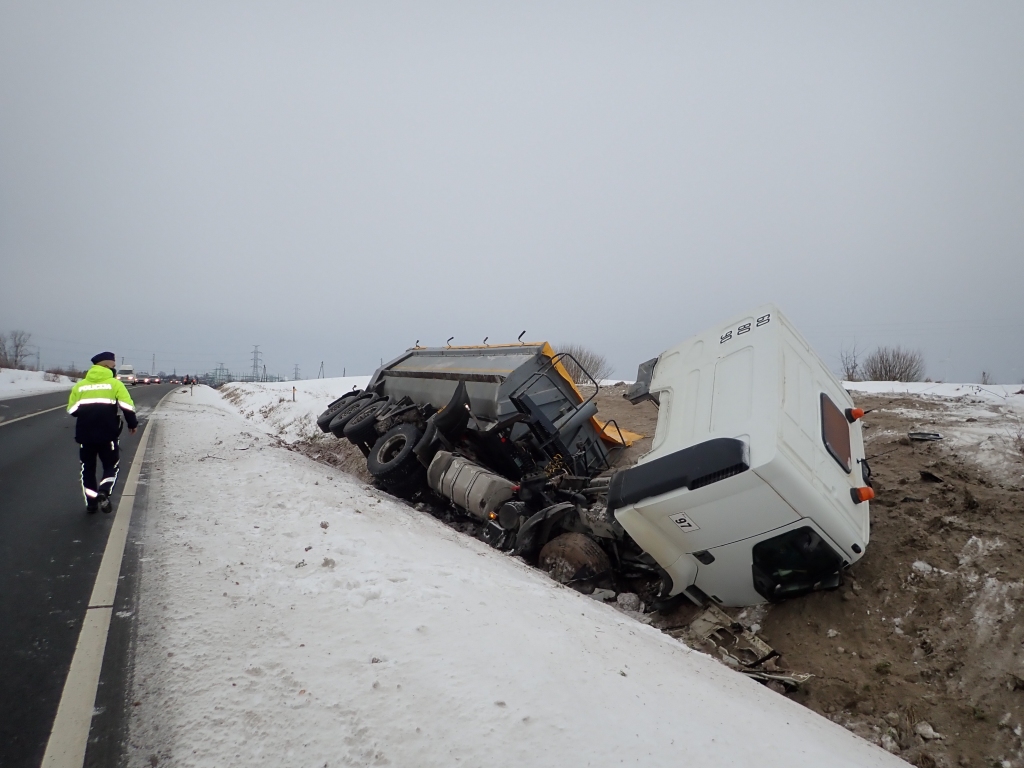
[845,408,865,423]
[850,487,875,504]
[488,511,498,520]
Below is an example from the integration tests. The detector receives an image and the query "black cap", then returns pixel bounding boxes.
[91,351,116,365]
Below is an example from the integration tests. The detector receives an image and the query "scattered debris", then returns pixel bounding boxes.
[908,432,943,441]
[616,593,642,612]
[914,721,944,741]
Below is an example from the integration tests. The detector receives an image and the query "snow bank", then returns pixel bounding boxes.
[219,376,371,442]
[0,367,76,400]
[845,381,1024,401]
[128,386,907,767]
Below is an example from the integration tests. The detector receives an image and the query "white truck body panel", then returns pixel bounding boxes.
[614,304,869,606]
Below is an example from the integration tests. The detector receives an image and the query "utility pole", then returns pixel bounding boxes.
[293,364,300,380]
[251,345,262,381]
[318,361,324,379]
[151,353,155,374]
[262,364,267,382]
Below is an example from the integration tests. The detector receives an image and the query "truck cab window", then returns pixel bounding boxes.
[820,393,852,473]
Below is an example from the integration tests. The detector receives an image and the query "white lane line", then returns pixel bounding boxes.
[40,391,172,768]
[0,404,66,427]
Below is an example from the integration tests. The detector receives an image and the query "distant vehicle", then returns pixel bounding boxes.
[138,373,151,385]
[152,376,161,384]
[116,365,137,386]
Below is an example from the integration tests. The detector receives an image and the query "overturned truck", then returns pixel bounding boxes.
[317,305,874,608]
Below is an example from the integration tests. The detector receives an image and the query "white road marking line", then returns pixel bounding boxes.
[0,404,66,426]
[40,391,172,768]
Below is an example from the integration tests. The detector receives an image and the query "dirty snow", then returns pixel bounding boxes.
[0,367,76,400]
[848,381,1024,483]
[128,386,908,767]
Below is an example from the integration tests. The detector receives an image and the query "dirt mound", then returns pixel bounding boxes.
[288,434,375,484]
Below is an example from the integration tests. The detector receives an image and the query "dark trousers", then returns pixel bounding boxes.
[79,441,120,500]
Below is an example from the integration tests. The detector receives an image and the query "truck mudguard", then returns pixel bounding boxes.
[606,437,749,513]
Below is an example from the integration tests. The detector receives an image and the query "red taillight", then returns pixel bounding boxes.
[845,407,864,423]
[850,486,875,504]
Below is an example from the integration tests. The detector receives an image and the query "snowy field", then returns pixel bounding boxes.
[0,367,76,400]
[127,385,907,767]
[845,381,1024,483]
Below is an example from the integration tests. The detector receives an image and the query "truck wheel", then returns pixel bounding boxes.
[343,397,392,445]
[328,394,377,438]
[367,423,424,492]
[538,533,611,590]
[316,390,363,433]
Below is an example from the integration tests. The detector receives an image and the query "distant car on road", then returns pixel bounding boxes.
[138,373,151,385]
[152,376,161,384]
[116,365,137,386]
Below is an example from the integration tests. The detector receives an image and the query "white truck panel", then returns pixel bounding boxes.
[613,304,870,607]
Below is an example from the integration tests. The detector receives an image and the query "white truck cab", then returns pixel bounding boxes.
[613,304,871,607]
[116,365,137,385]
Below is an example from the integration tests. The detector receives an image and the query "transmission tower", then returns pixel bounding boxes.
[293,364,300,380]
[251,345,262,381]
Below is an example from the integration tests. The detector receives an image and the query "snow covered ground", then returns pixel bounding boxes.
[0,367,76,400]
[846,381,1024,484]
[128,386,908,767]
[219,376,371,442]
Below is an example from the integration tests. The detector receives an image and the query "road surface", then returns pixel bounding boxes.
[0,383,173,768]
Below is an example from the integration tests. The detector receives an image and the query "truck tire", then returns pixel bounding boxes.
[367,423,424,493]
[316,390,363,433]
[343,397,392,445]
[538,533,611,590]
[328,394,377,438]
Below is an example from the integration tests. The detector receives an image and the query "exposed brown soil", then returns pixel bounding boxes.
[288,434,375,484]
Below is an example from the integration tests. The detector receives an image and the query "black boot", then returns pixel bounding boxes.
[87,497,99,514]
[98,493,113,513]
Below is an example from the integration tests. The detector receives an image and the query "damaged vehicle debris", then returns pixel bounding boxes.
[316,304,872,614]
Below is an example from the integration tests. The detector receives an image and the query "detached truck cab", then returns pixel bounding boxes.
[613,304,871,607]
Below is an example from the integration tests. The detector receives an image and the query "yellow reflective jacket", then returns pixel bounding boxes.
[67,365,138,443]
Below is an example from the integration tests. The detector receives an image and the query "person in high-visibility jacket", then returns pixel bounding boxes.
[67,351,138,513]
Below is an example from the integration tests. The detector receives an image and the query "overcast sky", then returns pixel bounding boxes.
[2,2,1022,383]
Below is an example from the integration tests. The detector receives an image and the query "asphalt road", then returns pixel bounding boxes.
[0,384,174,768]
